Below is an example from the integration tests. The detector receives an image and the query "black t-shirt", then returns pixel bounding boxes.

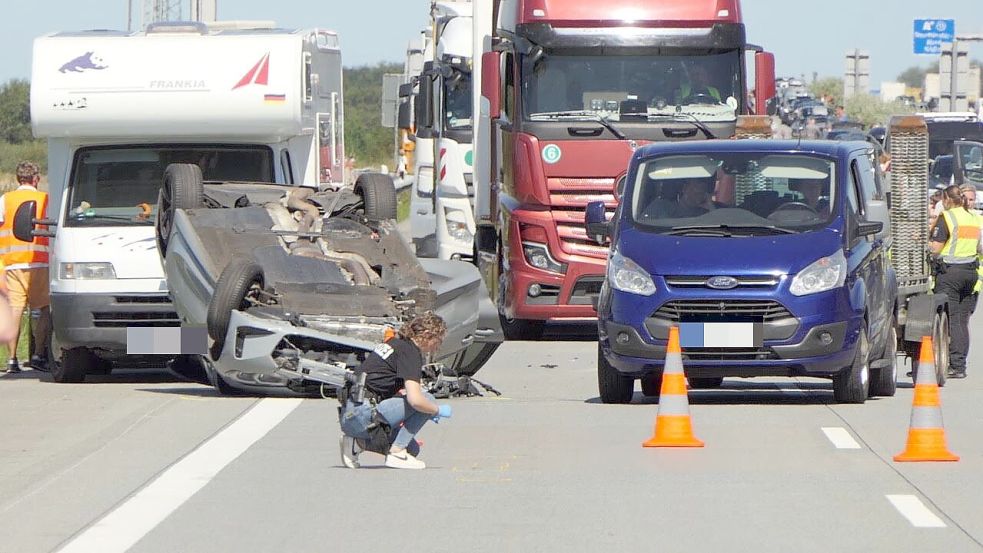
[355,338,423,399]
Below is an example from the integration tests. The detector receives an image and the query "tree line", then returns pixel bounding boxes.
[0,63,401,175]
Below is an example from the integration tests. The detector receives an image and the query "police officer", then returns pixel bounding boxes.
[338,312,453,469]
[928,185,982,379]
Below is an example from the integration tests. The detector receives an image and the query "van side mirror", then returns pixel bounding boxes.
[585,201,609,244]
[13,201,38,242]
[858,220,883,237]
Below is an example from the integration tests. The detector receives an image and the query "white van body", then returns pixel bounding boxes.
[30,23,345,371]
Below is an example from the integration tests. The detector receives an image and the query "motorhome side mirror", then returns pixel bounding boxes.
[398,83,414,98]
[753,51,776,116]
[585,201,609,243]
[858,220,883,237]
[13,201,38,242]
[481,51,501,120]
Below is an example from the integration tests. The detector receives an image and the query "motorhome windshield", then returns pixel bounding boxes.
[443,73,473,131]
[65,145,274,227]
[522,50,741,124]
[630,153,837,236]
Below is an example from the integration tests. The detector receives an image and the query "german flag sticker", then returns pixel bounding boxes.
[264,94,286,103]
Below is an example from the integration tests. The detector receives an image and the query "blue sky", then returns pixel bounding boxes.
[2,0,981,87]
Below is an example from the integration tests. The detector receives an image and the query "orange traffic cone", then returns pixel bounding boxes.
[894,335,958,462]
[643,326,704,448]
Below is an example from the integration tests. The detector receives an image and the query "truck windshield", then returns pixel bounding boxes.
[522,50,741,123]
[444,73,473,131]
[630,153,837,235]
[65,145,274,227]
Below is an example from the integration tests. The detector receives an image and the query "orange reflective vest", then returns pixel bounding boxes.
[0,187,50,268]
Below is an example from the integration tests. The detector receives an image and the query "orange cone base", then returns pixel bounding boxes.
[642,415,704,448]
[894,429,959,462]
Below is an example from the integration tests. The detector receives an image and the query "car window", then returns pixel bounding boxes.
[855,154,879,202]
[846,160,862,216]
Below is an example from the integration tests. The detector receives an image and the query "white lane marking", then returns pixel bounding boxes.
[886,495,947,528]
[821,427,862,449]
[56,398,303,553]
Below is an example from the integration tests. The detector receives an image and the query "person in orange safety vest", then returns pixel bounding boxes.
[0,161,51,373]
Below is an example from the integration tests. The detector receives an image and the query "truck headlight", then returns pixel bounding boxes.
[61,262,117,280]
[608,251,656,296]
[790,250,846,296]
[522,242,564,273]
[443,207,473,243]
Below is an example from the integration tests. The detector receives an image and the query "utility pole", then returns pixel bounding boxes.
[940,35,982,112]
[843,49,870,99]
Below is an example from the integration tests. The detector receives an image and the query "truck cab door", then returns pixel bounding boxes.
[953,140,983,209]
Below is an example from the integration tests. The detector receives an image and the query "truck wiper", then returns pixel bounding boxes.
[666,224,795,236]
[528,110,628,140]
[73,214,150,224]
[649,112,716,139]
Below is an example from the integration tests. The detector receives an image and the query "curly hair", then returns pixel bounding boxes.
[15,161,40,184]
[397,311,447,344]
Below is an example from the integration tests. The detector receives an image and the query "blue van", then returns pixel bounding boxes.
[588,140,901,404]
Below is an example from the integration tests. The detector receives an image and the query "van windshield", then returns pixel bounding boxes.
[630,153,836,236]
[65,145,275,227]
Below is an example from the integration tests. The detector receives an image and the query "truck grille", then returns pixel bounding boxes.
[548,178,615,260]
[652,300,792,322]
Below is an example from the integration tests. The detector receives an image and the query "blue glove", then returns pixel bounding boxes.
[431,404,452,422]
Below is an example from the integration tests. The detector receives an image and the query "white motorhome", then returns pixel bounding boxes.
[409,1,476,261]
[30,21,346,381]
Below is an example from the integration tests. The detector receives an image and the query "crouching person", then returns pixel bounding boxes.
[338,311,453,469]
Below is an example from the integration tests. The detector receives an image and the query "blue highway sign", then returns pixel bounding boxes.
[913,19,955,55]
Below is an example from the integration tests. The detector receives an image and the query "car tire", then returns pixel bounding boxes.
[156,163,204,256]
[640,374,663,397]
[597,343,633,404]
[206,256,265,358]
[500,316,546,341]
[53,347,95,383]
[833,325,870,404]
[354,173,398,221]
[910,311,948,387]
[688,377,724,389]
[869,320,898,397]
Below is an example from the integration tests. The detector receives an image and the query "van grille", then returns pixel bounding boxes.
[652,300,791,322]
[682,348,779,361]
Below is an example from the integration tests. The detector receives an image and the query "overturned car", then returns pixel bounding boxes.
[154,163,503,395]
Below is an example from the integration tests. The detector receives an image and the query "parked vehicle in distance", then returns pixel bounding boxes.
[588,135,948,404]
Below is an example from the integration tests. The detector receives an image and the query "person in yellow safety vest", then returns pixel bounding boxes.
[960,184,983,311]
[0,161,51,373]
[675,65,721,105]
[928,185,982,380]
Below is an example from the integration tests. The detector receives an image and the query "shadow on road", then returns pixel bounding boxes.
[0,367,196,385]
[584,379,904,406]
[537,322,598,342]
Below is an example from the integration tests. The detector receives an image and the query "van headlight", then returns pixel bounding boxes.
[790,250,846,296]
[443,207,473,243]
[61,262,117,280]
[608,251,656,296]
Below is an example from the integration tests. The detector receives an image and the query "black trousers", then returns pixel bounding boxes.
[934,263,978,373]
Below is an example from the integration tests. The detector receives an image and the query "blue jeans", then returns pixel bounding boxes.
[339,392,435,454]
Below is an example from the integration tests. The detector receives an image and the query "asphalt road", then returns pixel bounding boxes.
[2,311,982,552]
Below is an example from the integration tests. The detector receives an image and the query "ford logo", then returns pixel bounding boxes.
[706,276,739,290]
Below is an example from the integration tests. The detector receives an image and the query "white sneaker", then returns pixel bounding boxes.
[340,435,362,469]
[385,449,426,470]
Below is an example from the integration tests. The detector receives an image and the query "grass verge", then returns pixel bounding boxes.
[397,187,411,222]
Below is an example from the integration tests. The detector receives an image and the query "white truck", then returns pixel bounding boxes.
[29,21,347,382]
[406,1,477,261]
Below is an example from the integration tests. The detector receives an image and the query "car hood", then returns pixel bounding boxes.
[616,226,844,278]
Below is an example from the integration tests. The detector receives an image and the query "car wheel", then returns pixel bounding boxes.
[53,347,96,383]
[597,343,633,404]
[640,374,663,397]
[869,319,898,397]
[935,311,949,387]
[156,163,204,256]
[688,377,724,389]
[500,315,546,340]
[833,325,870,404]
[354,173,398,221]
[206,256,265,358]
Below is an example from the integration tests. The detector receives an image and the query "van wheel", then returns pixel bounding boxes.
[354,173,397,221]
[206,257,265,358]
[156,163,205,256]
[640,374,663,397]
[869,321,898,397]
[833,326,870,403]
[53,347,96,383]
[598,344,633,404]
